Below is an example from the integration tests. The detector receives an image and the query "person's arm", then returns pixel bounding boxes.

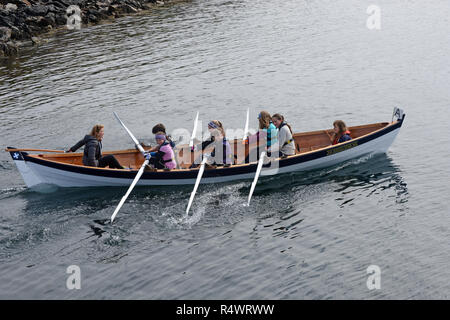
[192,138,214,152]
[68,137,86,152]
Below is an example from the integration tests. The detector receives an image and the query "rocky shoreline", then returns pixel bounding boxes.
[0,0,181,57]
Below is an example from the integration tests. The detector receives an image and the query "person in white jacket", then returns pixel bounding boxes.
[272,113,296,157]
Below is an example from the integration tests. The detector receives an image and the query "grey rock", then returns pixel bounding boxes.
[5,3,18,11]
[0,26,11,41]
[55,13,66,25]
[1,41,19,56]
[25,5,48,16]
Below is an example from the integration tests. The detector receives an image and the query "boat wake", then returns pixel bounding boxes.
[0,186,27,200]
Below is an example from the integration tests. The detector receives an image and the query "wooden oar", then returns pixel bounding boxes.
[189,111,199,148]
[111,159,149,223]
[110,112,147,223]
[247,151,266,205]
[5,148,65,153]
[186,156,208,214]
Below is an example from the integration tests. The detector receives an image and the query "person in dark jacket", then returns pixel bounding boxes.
[67,124,124,169]
[190,120,232,168]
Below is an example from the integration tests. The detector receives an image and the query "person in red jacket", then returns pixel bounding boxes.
[329,120,352,145]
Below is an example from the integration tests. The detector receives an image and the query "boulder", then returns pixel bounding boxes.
[5,3,18,11]
[5,0,31,8]
[55,13,66,25]
[0,25,11,41]
[25,4,48,16]
[44,11,56,26]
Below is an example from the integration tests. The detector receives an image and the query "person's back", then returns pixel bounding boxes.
[338,131,351,143]
[264,121,278,149]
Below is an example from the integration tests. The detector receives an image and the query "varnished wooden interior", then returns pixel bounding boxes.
[27,122,391,171]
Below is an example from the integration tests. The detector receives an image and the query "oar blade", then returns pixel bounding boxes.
[186,156,208,214]
[189,111,199,148]
[247,151,266,205]
[113,112,145,154]
[243,108,249,141]
[111,159,149,223]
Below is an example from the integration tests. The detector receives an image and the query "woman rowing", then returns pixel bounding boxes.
[272,113,295,157]
[145,132,177,170]
[191,120,232,167]
[67,124,124,169]
[140,123,175,150]
[246,110,278,159]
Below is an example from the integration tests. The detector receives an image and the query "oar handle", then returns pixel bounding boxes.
[4,148,65,153]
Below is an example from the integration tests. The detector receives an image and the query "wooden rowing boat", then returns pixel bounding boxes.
[6,109,405,188]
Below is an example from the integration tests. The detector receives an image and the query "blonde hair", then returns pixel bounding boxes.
[258,110,271,129]
[89,124,104,140]
[209,120,226,138]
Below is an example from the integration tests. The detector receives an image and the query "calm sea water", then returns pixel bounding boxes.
[0,0,449,299]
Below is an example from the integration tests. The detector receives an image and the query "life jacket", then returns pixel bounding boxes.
[265,122,278,148]
[279,122,294,147]
[211,137,233,165]
[159,141,176,169]
[333,130,351,145]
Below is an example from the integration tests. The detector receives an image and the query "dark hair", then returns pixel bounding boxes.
[152,123,166,134]
[272,113,293,134]
[333,120,348,135]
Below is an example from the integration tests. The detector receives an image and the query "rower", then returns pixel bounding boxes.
[272,113,295,157]
[190,120,232,168]
[67,124,124,169]
[145,132,177,170]
[245,110,278,161]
